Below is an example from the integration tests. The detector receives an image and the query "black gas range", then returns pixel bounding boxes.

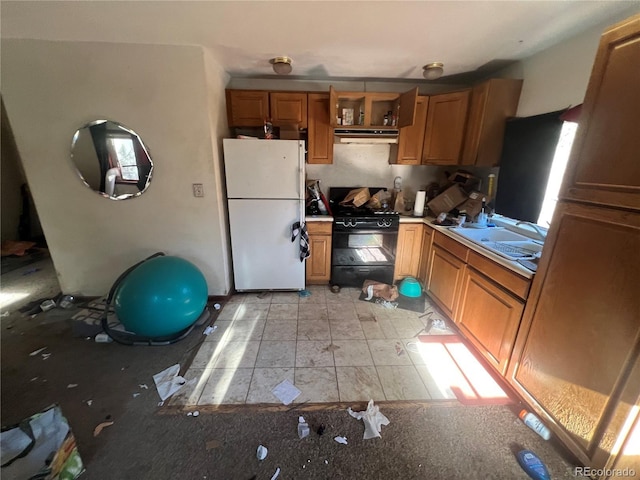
[328,188,400,288]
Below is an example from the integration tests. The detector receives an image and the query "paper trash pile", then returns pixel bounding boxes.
[348,399,390,439]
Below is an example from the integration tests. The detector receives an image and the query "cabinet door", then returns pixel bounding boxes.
[306,234,332,284]
[422,90,470,165]
[461,79,522,167]
[507,202,640,467]
[457,267,524,375]
[270,92,308,128]
[226,90,269,127]
[307,93,333,164]
[560,15,640,211]
[417,225,434,286]
[394,96,428,165]
[394,224,423,280]
[396,87,419,128]
[426,244,466,319]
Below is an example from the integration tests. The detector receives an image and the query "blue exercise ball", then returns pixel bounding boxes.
[114,256,208,337]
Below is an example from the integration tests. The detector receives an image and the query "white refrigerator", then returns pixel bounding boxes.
[223,139,306,291]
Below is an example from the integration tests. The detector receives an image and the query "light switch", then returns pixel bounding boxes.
[192,184,204,197]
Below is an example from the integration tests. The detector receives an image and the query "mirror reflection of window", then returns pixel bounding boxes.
[71,120,153,200]
[107,136,139,181]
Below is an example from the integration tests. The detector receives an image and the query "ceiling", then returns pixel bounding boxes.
[2,1,639,82]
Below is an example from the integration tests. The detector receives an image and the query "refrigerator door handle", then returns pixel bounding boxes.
[299,141,305,223]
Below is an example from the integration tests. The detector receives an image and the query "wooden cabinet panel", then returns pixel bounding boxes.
[270,92,307,128]
[426,244,466,319]
[508,202,640,466]
[461,78,522,167]
[467,250,530,300]
[226,90,269,127]
[457,267,524,374]
[307,93,333,164]
[394,224,423,280]
[393,96,428,165]
[422,90,470,165]
[306,221,332,284]
[560,15,640,211]
[417,225,434,286]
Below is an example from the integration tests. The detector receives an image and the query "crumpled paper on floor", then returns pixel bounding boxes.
[348,399,390,439]
[153,364,187,401]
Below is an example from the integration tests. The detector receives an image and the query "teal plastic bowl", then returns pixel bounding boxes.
[398,277,422,298]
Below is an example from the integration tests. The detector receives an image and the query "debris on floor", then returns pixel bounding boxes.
[348,399,390,439]
[132,393,140,398]
[316,425,325,436]
[93,421,114,437]
[187,411,200,417]
[139,384,148,389]
[203,325,217,336]
[29,347,47,356]
[271,379,301,405]
[270,467,281,479]
[334,436,348,445]
[67,384,78,389]
[256,444,268,460]
[153,364,188,401]
[322,343,340,353]
[0,404,84,479]
[297,416,309,439]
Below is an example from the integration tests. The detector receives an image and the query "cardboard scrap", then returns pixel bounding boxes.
[93,421,114,437]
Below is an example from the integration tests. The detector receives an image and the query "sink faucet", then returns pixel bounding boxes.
[516,221,547,242]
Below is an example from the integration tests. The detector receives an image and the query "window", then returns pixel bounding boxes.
[536,121,578,226]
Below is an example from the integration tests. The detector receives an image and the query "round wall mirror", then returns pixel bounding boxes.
[71,120,153,200]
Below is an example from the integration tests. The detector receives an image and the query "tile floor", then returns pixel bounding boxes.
[173,286,459,407]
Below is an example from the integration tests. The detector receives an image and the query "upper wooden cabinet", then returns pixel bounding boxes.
[392,96,429,165]
[307,93,334,164]
[226,90,269,127]
[269,92,307,128]
[422,90,471,165]
[559,15,640,212]
[329,86,418,128]
[225,90,307,128]
[461,78,523,167]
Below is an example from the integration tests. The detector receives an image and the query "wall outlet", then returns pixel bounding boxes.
[192,183,204,197]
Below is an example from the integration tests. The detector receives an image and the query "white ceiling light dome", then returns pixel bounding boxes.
[270,56,293,75]
[423,62,444,80]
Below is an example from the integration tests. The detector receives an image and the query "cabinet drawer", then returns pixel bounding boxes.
[433,231,469,262]
[306,221,332,235]
[467,250,531,300]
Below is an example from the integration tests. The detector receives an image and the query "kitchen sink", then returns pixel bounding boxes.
[448,227,544,261]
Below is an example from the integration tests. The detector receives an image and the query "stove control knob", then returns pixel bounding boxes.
[377,220,385,227]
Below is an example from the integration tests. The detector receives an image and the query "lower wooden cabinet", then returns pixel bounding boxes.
[394,224,423,280]
[507,202,640,470]
[417,225,434,286]
[456,267,524,375]
[426,243,466,320]
[305,221,332,284]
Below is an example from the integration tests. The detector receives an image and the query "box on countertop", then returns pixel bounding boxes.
[427,184,467,216]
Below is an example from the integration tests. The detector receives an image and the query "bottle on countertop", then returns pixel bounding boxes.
[476,197,488,227]
[519,409,551,440]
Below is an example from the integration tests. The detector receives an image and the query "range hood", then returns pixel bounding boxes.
[334,128,399,144]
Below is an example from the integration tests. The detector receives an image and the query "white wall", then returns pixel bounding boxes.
[2,39,231,296]
[500,10,639,116]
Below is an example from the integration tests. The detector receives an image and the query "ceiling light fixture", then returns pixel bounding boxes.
[423,62,444,80]
[270,56,293,75]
